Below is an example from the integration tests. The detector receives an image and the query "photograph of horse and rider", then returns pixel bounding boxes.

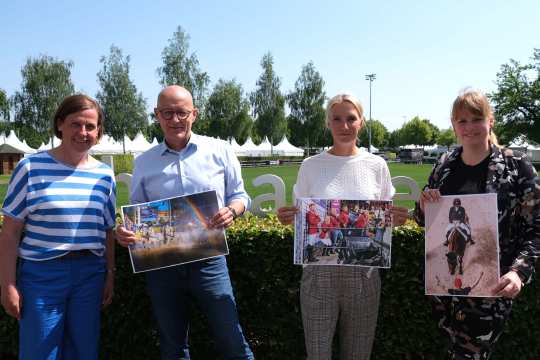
[294,198,392,267]
[425,193,500,297]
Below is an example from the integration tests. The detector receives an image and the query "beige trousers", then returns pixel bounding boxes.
[300,266,381,360]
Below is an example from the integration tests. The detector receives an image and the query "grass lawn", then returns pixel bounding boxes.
[0,163,433,210]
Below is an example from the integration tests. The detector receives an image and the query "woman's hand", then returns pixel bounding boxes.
[277,206,299,225]
[390,206,409,227]
[102,271,114,308]
[116,226,137,247]
[210,207,235,229]
[1,283,22,320]
[492,270,523,299]
[419,188,442,212]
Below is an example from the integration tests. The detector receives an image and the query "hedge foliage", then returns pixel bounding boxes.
[1,216,540,359]
[92,154,134,175]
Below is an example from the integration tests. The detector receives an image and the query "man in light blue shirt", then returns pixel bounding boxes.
[116,85,254,359]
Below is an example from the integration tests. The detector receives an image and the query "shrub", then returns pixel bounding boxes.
[93,154,134,175]
[385,152,396,161]
[1,217,539,359]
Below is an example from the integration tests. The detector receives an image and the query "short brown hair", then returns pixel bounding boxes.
[53,94,104,140]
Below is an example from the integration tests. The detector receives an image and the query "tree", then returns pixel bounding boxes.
[437,128,457,150]
[287,61,326,147]
[250,52,287,145]
[0,88,9,121]
[359,119,388,149]
[422,119,440,145]
[490,49,540,144]
[11,55,75,144]
[96,45,148,152]
[387,128,405,149]
[400,116,433,147]
[205,79,252,143]
[157,25,210,133]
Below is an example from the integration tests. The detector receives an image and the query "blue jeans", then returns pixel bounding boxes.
[145,256,254,360]
[17,255,106,360]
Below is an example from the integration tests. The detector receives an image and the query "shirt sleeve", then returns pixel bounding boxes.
[130,157,148,205]
[1,159,30,221]
[223,144,250,209]
[380,161,395,201]
[511,155,540,284]
[103,173,117,229]
[294,161,309,198]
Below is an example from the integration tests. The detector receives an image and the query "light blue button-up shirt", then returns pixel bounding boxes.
[130,133,250,211]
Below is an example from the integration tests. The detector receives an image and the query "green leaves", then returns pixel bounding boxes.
[490,48,540,145]
[11,55,75,144]
[96,45,148,146]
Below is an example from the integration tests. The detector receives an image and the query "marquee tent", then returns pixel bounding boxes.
[273,136,304,156]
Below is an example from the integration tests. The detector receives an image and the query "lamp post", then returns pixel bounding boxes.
[365,73,376,153]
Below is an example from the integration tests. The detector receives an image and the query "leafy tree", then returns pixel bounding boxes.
[157,25,210,133]
[490,49,540,144]
[96,45,148,152]
[205,79,252,143]
[12,121,43,149]
[437,128,457,150]
[400,116,433,147]
[0,88,9,121]
[143,115,164,144]
[422,119,440,145]
[359,119,388,149]
[11,55,75,144]
[250,52,287,145]
[287,61,326,147]
[387,129,404,149]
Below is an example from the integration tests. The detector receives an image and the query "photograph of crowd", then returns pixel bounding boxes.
[121,190,228,273]
[294,198,392,267]
[425,193,500,297]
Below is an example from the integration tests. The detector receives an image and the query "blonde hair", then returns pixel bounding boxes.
[325,93,365,127]
[451,88,499,146]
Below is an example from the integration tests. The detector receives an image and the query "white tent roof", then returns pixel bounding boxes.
[229,137,245,155]
[359,145,379,153]
[3,131,37,154]
[255,137,273,156]
[126,132,153,154]
[90,135,124,154]
[238,137,260,157]
[273,136,304,156]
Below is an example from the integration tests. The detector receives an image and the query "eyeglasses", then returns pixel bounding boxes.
[157,108,194,121]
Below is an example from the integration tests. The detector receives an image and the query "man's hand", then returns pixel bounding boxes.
[116,226,136,247]
[210,207,235,229]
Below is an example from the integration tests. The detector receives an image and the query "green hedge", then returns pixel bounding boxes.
[92,154,134,175]
[1,217,539,359]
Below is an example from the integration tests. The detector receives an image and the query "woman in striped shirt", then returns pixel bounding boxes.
[0,94,116,360]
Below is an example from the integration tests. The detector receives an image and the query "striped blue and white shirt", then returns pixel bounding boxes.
[2,151,116,261]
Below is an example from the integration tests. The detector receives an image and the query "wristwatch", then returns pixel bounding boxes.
[227,206,238,219]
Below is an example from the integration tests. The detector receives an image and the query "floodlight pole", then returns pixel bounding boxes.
[365,73,376,153]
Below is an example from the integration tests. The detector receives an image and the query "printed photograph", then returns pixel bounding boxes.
[121,190,228,273]
[425,193,500,297]
[294,198,392,267]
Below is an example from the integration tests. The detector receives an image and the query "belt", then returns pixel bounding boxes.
[60,249,95,259]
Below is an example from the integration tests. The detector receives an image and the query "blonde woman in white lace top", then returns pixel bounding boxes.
[278,94,408,360]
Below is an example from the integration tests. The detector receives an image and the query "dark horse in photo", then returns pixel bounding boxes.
[446,225,467,275]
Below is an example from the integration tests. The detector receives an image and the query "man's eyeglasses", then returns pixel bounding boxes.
[157,109,194,121]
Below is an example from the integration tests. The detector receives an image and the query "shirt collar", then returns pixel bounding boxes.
[159,133,200,156]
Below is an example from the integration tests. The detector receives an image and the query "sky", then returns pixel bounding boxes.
[1,0,539,132]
